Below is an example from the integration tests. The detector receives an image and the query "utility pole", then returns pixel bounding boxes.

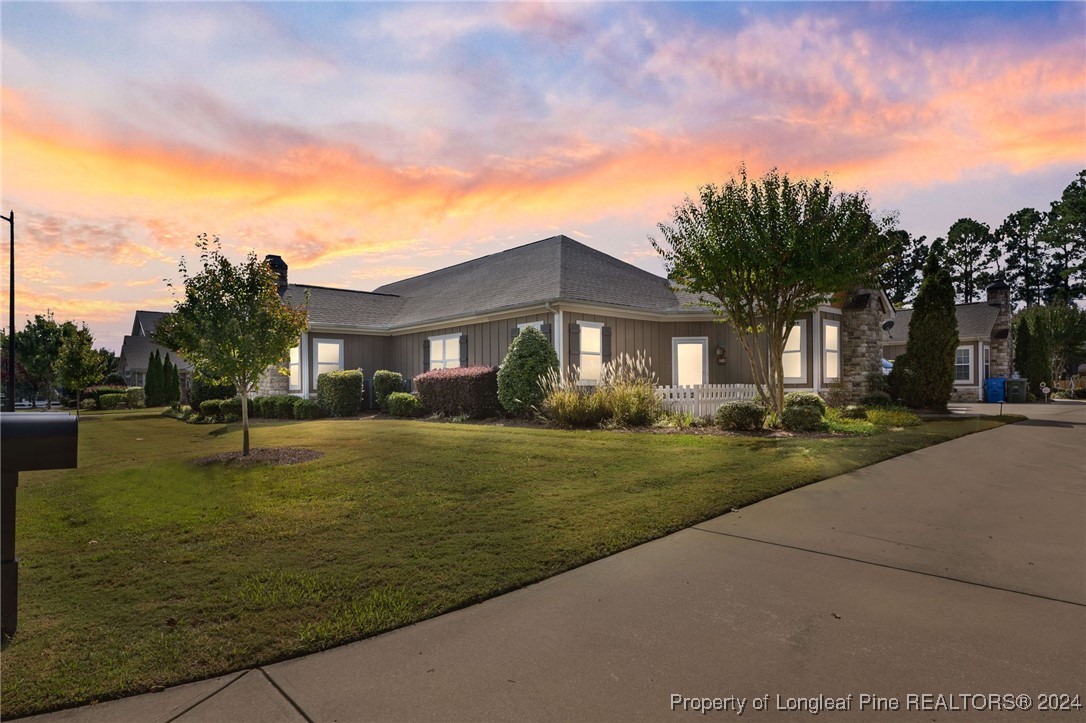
[1,210,12,414]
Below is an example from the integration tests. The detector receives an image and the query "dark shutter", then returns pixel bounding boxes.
[422,339,430,370]
[602,326,613,365]
[541,322,552,345]
[511,326,520,341]
[568,323,580,368]
[459,335,468,367]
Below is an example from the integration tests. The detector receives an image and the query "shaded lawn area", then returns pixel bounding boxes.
[1,410,1010,717]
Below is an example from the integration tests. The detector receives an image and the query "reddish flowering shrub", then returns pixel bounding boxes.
[414,365,499,418]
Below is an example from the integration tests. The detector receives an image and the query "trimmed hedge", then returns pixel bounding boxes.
[272,394,300,419]
[316,369,365,417]
[293,398,324,420]
[221,396,255,420]
[414,365,499,418]
[860,391,894,408]
[373,370,404,411]
[783,391,827,415]
[99,393,125,410]
[781,405,824,432]
[190,377,236,412]
[125,387,146,409]
[80,398,97,410]
[497,327,559,416]
[715,400,766,431]
[199,399,226,421]
[386,392,422,418]
[82,385,128,406]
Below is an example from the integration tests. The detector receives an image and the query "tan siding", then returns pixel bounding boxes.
[306,332,391,391]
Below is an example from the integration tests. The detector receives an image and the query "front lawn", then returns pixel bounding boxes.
[1,410,1011,717]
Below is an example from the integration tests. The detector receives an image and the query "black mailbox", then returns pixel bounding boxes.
[2,414,79,473]
[2,413,79,640]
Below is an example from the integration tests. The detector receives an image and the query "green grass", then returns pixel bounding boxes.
[1,410,1010,717]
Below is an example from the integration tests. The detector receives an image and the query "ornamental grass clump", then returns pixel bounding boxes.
[539,353,662,428]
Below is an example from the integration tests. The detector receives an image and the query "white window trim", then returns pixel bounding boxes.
[577,320,604,385]
[954,345,974,385]
[983,343,991,380]
[312,338,344,391]
[288,343,302,392]
[822,319,841,385]
[672,337,709,387]
[782,321,807,385]
[428,332,462,370]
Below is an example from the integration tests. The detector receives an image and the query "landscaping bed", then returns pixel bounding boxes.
[1,409,1012,717]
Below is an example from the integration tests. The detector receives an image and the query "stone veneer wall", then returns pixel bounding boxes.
[986,283,1012,378]
[255,363,290,397]
[839,289,886,403]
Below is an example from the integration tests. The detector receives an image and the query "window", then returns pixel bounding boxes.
[429,333,461,370]
[288,345,301,391]
[673,337,708,387]
[954,346,973,383]
[313,339,343,389]
[578,321,603,384]
[823,320,840,382]
[517,321,543,333]
[782,322,806,383]
[983,345,991,380]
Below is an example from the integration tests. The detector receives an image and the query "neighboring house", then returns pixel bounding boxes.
[256,235,893,403]
[882,281,1012,402]
[118,310,195,396]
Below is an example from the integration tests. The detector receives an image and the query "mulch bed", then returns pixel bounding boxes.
[193,447,324,467]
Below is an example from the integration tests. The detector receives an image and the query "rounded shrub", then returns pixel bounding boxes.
[252,396,269,418]
[498,327,559,416]
[125,386,146,409]
[859,391,893,408]
[221,396,255,420]
[840,404,868,420]
[271,394,299,419]
[80,398,97,410]
[199,399,225,421]
[386,392,422,418]
[372,370,404,411]
[781,405,824,432]
[293,398,324,420]
[190,377,236,412]
[98,393,125,410]
[783,391,827,415]
[316,369,365,417]
[715,400,766,431]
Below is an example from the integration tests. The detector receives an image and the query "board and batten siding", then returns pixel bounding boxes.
[390,313,553,383]
[305,332,392,390]
[562,311,753,385]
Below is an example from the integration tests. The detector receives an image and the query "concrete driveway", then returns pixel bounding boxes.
[27,402,1086,722]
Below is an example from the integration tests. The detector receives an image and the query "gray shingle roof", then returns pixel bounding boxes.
[885,302,1000,344]
[283,285,405,329]
[133,310,167,337]
[118,335,194,373]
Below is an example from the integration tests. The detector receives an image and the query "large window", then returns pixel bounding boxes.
[822,320,840,382]
[673,337,708,387]
[313,339,343,389]
[429,333,461,370]
[288,345,301,391]
[578,321,603,384]
[782,322,806,383]
[954,346,973,383]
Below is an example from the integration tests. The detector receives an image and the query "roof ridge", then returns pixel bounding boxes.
[375,236,564,290]
[292,283,400,298]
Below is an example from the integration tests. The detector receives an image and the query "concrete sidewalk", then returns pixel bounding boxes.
[27,402,1086,722]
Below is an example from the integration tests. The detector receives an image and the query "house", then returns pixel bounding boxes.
[117,310,195,395]
[255,235,892,404]
[882,280,1012,401]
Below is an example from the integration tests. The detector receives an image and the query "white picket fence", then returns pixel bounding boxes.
[657,384,760,418]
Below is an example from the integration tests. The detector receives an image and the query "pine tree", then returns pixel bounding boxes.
[890,242,959,411]
[998,208,1047,308]
[946,218,996,303]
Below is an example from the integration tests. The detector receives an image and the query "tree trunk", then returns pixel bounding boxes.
[240,385,250,456]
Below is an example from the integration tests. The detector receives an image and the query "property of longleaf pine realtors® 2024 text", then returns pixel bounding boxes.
[669,692,1082,715]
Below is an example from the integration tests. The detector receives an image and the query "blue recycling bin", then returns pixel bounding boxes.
[985,377,1006,403]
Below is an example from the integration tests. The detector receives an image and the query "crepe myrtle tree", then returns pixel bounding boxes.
[156,235,308,456]
[652,166,895,419]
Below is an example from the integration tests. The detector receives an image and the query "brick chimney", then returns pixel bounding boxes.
[264,255,288,297]
[986,279,1011,378]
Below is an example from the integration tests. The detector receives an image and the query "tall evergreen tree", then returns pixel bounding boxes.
[878,230,927,307]
[163,353,181,403]
[889,242,959,411]
[145,349,162,406]
[1042,170,1086,303]
[1012,314,1051,397]
[998,207,1048,308]
[946,218,996,303]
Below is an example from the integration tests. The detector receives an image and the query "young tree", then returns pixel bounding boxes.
[997,208,1048,308]
[16,312,73,408]
[1042,170,1086,303]
[56,323,106,415]
[156,235,308,455]
[945,218,996,303]
[889,243,959,411]
[879,229,927,307]
[652,166,893,418]
[145,349,162,406]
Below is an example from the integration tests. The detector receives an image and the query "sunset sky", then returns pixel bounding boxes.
[2,2,1084,353]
